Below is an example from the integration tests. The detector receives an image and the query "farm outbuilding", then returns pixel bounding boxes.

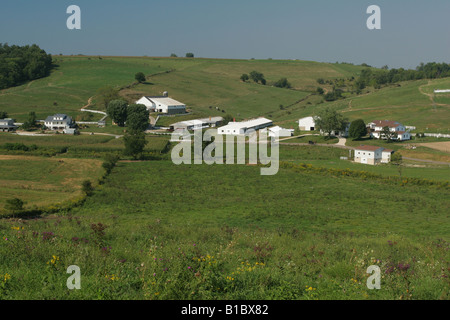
[354,145,394,165]
[169,117,223,132]
[217,117,273,135]
[261,126,294,138]
[298,117,316,131]
[136,92,186,114]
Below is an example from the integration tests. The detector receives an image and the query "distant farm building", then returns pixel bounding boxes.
[261,126,294,138]
[136,92,186,114]
[217,117,273,135]
[354,145,394,165]
[0,118,17,132]
[368,120,411,141]
[44,114,75,131]
[169,117,223,132]
[434,89,450,93]
[298,117,316,131]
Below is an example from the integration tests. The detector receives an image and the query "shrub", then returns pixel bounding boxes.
[81,180,94,196]
[5,198,25,212]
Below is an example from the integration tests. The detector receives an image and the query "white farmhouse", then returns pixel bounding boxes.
[368,120,411,141]
[298,117,316,131]
[44,114,74,131]
[354,145,394,165]
[217,118,273,135]
[0,118,17,132]
[136,92,186,114]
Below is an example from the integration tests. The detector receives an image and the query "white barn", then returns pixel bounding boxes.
[298,117,316,131]
[136,93,186,114]
[261,126,294,138]
[170,117,223,132]
[217,118,273,135]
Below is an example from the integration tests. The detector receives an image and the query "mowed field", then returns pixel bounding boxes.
[416,141,450,153]
[0,155,104,214]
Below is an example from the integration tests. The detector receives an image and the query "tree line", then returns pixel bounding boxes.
[240,71,292,88]
[356,62,450,90]
[0,43,53,89]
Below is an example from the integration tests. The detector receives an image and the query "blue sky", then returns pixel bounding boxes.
[1,0,449,69]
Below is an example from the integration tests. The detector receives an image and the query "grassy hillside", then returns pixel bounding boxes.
[0,155,104,213]
[1,55,448,133]
[0,160,448,299]
[0,56,365,123]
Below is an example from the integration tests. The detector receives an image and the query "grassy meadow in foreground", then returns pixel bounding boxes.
[0,161,448,300]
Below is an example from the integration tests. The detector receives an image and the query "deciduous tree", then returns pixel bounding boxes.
[107,99,128,127]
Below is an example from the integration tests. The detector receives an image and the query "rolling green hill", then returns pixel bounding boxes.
[0,55,449,133]
[0,56,365,123]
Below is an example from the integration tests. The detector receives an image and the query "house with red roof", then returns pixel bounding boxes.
[368,120,411,141]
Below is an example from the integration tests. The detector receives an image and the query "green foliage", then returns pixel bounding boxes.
[240,73,249,82]
[0,43,53,89]
[126,104,149,133]
[185,53,194,58]
[223,114,234,124]
[107,100,128,127]
[249,71,266,84]
[273,77,292,89]
[0,111,8,119]
[316,87,324,95]
[123,132,148,159]
[96,86,121,109]
[313,107,348,138]
[391,152,402,163]
[81,180,94,196]
[135,72,146,83]
[324,89,343,101]
[356,62,450,91]
[349,119,367,140]
[381,126,398,143]
[21,112,37,130]
[5,198,24,212]
[102,153,120,174]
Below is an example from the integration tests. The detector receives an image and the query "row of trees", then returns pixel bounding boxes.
[106,100,149,159]
[0,43,53,89]
[241,71,267,85]
[240,71,292,88]
[357,62,450,90]
[106,100,149,132]
[170,53,195,58]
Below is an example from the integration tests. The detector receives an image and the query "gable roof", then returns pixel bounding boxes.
[143,96,185,107]
[354,145,384,152]
[371,120,402,128]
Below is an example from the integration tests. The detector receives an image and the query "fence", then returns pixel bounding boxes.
[424,133,450,138]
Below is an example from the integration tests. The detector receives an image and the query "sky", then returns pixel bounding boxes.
[1,0,450,69]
